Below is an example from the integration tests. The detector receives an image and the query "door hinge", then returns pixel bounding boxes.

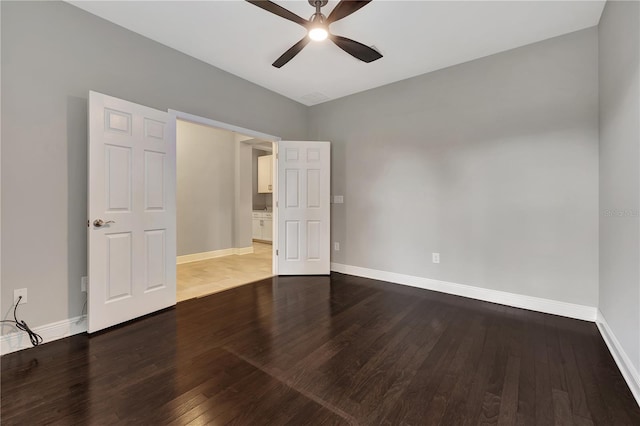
[276,201,279,208]
[87,220,90,227]
[276,249,279,256]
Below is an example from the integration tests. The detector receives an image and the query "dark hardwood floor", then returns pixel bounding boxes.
[2,273,639,425]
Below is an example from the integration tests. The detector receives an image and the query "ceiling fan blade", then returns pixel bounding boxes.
[245,1,308,27]
[330,35,382,63]
[272,37,311,68]
[326,0,372,24]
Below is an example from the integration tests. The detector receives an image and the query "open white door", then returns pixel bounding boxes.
[88,91,176,333]
[277,141,330,275]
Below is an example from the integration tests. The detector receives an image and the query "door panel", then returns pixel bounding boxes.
[106,232,133,301]
[285,221,300,261]
[144,151,165,210]
[145,229,166,291]
[307,221,321,260]
[88,91,176,333]
[105,145,132,211]
[277,141,330,275]
[285,169,299,207]
[307,169,320,208]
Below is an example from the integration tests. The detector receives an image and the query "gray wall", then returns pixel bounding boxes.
[310,28,600,307]
[177,120,235,256]
[0,0,620,341]
[0,1,307,330]
[235,138,254,250]
[598,0,640,374]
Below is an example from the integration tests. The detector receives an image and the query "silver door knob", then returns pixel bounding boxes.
[93,219,115,227]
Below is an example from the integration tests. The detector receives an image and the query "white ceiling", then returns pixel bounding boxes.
[68,1,605,106]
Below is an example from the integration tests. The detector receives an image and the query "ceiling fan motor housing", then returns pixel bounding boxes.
[308,0,328,8]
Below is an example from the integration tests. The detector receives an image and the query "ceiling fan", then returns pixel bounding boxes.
[246,0,383,68]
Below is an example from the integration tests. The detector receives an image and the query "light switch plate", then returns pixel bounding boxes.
[334,195,344,204]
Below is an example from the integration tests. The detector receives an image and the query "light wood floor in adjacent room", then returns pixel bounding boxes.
[177,242,272,301]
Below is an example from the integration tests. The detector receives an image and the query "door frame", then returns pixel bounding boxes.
[168,109,281,275]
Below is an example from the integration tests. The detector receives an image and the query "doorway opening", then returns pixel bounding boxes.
[171,110,279,301]
[88,93,329,333]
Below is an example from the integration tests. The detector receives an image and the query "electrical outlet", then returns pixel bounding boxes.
[432,253,440,264]
[14,288,27,305]
[81,276,88,292]
[334,242,340,251]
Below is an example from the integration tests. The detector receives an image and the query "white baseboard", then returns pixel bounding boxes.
[177,246,254,264]
[330,263,597,322]
[596,311,640,407]
[1,315,87,356]
[234,246,254,256]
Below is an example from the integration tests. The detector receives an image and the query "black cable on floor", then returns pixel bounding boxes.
[0,296,43,347]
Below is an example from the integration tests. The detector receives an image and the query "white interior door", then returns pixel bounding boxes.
[88,91,176,333]
[277,141,330,275]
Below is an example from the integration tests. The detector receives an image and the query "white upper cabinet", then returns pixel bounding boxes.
[258,154,273,193]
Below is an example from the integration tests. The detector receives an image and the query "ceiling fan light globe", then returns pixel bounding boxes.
[309,27,328,41]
